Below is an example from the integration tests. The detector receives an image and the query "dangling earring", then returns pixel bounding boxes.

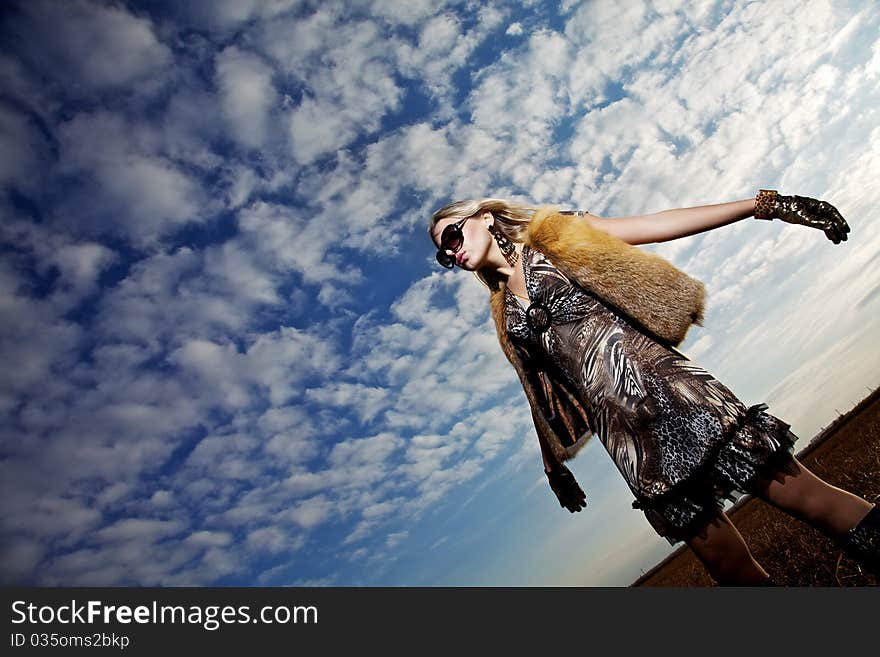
[487,224,519,267]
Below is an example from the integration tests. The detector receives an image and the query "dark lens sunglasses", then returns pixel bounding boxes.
[435,216,471,268]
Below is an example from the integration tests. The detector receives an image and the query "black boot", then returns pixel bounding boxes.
[836,503,880,577]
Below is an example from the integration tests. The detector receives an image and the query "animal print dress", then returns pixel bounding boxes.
[505,245,799,545]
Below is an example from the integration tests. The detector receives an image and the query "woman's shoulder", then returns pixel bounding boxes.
[523,243,559,271]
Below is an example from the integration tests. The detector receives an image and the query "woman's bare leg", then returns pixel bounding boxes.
[685,510,771,585]
[751,456,873,538]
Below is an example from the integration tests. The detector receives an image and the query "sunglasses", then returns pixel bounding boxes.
[435,215,472,268]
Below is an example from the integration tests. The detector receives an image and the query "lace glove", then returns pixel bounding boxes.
[754,189,850,244]
[545,464,586,513]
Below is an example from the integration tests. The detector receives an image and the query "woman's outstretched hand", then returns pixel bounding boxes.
[769,194,851,244]
[546,465,586,513]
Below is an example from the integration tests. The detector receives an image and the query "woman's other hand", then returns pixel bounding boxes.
[546,465,587,513]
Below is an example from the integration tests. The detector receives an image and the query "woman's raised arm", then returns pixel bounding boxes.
[586,191,849,245]
[586,199,754,245]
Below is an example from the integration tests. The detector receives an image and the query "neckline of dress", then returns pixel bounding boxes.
[506,244,531,304]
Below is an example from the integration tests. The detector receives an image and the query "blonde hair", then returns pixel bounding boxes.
[428,198,536,291]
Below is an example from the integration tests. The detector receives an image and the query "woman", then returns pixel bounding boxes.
[427,191,878,586]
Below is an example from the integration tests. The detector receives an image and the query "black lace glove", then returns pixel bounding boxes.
[755,189,850,244]
[546,464,586,513]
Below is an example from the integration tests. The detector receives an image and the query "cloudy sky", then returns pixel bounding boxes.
[1,0,878,586]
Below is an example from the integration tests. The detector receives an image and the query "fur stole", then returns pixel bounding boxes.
[523,207,705,346]
[488,207,707,477]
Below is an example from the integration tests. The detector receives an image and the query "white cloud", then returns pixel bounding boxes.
[418,14,462,55]
[464,28,577,186]
[176,0,301,33]
[246,526,305,554]
[17,0,172,91]
[564,1,679,79]
[236,201,364,290]
[385,530,408,549]
[1,494,101,546]
[215,46,278,148]
[305,382,391,424]
[186,432,264,480]
[95,518,186,545]
[269,15,404,164]
[287,97,357,165]
[0,538,44,582]
[1,0,877,589]
[56,112,210,248]
[285,495,335,529]
[328,432,403,468]
[93,239,291,358]
[168,326,343,411]
[0,258,83,401]
[1,216,119,312]
[367,0,446,27]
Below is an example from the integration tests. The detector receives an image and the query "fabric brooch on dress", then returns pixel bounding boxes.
[518,245,598,337]
[525,300,552,333]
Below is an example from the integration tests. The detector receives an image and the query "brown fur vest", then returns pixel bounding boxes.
[489,207,707,474]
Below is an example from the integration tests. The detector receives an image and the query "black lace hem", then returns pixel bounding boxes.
[631,402,799,545]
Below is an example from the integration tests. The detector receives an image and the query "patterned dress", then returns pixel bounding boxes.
[505,244,798,545]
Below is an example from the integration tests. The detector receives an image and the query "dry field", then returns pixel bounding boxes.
[632,386,880,587]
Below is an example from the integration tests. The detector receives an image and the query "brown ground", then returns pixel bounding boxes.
[632,386,880,587]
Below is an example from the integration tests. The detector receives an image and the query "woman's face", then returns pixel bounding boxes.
[432,211,495,271]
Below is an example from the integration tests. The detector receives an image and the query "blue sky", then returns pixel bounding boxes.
[1,0,878,586]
